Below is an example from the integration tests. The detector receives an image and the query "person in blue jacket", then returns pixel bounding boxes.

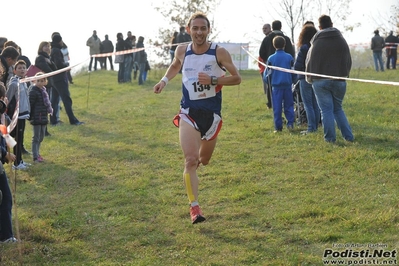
[264,35,296,132]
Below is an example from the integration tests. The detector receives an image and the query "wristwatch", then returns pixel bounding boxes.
[211,76,218,85]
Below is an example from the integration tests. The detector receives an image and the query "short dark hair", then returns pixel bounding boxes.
[273,36,286,49]
[272,20,282,31]
[318,15,333,29]
[1,46,20,59]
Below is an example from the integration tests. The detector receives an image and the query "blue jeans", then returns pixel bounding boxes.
[0,170,14,241]
[272,87,295,130]
[138,62,145,85]
[300,79,320,132]
[312,79,354,142]
[118,62,125,83]
[123,55,133,82]
[373,51,384,71]
[169,50,175,64]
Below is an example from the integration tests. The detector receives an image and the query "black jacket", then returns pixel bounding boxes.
[385,34,398,50]
[101,39,114,53]
[35,52,57,88]
[29,86,49,125]
[306,27,351,83]
[50,42,68,81]
[136,41,145,63]
[116,38,127,52]
[259,30,295,63]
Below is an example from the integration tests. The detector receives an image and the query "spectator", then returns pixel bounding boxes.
[50,34,83,126]
[260,20,295,109]
[0,46,19,85]
[371,29,385,71]
[136,36,146,85]
[262,23,271,36]
[5,42,31,69]
[294,24,320,134]
[35,40,58,137]
[115,33,127,83]
[0,82,17,243]
[28,73,53,163]
[169,31,178,64]
[259,23,272,108]
[0,37,7,54]
[124,31,134,82]
[86,30,101,71]
[142,52,150,82]
[306,15,353,143]
[176,26,192,44]
[264,36,296,133]
[385,31,398,70]
[6,60,31,170]
[101,34,114,71]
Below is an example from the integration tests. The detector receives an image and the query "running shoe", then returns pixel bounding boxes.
[190,205,206,224]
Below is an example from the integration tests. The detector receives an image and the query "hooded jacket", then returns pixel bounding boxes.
[6,75,30,120]
[305,27,352,83]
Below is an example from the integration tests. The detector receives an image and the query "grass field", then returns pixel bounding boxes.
[0,68,398,265]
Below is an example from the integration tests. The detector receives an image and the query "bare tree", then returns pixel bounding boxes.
[268,0,355,44]
[278,0,305,43]
[369,3,399,36]
[150,0,220,67]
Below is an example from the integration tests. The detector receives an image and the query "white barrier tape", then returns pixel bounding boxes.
[19,58,89,84]
[19,47,148,83]
[19,43,187,83]
[92,47,145,58]
[241,46,399,86]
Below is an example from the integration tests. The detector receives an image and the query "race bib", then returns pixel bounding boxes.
[183,77,216,100]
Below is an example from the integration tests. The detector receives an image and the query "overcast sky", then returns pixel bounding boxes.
[2,0,397,69]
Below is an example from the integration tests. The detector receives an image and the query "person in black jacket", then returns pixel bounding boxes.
[101,34,114,71]
[259,20,295,62]
[50,34,83,126]
[136,36,146,85]
[385,31,398,69]
[115,33,127,83]
[0,82,18,243]
[35,41,58,136]
[29,73,53,162]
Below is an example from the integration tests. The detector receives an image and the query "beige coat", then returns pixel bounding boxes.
[86,36,101,55]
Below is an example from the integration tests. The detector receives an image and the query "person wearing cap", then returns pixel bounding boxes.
[50,34,84,126]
